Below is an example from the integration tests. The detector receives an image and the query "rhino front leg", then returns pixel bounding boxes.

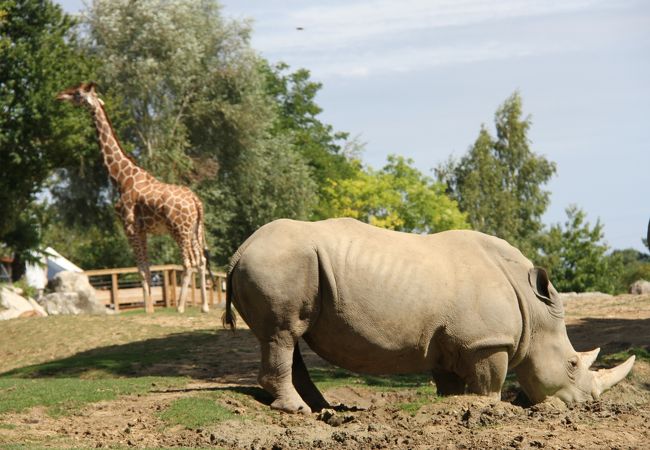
[258,333,312,415]
[292,343,329,412]
[464,347,509,398]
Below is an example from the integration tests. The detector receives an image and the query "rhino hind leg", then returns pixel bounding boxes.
[291,343,330,412]
[258,332,312,415]
[432,370,465,395]
[464,347,509,398]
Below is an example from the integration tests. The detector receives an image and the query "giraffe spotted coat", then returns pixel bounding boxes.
[56,82,210,313]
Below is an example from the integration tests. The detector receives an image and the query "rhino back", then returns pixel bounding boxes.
[306,220,525,374]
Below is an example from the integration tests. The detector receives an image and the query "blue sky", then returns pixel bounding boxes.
[58,0,649,251]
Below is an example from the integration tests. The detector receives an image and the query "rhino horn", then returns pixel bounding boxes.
[579,347,600,368]
[592,355,635,396]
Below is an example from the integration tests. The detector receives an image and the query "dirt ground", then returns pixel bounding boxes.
[1,293,649,449]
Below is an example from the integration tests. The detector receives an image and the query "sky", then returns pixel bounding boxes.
[58,0,649,252]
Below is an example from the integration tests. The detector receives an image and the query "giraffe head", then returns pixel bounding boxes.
[56,82,105,110]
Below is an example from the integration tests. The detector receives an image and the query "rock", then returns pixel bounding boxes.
[629,279,650,295]
[41,271,106,315]
[0,286,47,320]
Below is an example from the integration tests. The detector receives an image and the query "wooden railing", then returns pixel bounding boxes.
[84,264,226,312]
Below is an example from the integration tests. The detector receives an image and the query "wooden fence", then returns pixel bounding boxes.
[84,264,227,312]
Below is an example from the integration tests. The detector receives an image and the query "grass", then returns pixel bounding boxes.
[603,346,650,363]
[395,385,439,416]
[158,395,237,428]
[0,376,187,416]
[2,329,216,379]
[0,313,218,419]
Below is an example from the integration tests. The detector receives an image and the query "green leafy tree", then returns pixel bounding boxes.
[325,155,468,233]
[437,92,556,256]
[537,206,623,294]
[261,62,357,218]
[0,0,94,271]
[609,248,650,293]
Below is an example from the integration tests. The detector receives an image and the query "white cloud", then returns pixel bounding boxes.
[258,0,608,52]
[222,0,634,78]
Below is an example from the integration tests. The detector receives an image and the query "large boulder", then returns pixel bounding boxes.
[0,286,47,320]
[629,279,650,295]
[41,271,107,315]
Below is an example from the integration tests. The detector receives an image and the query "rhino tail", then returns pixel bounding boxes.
[221,249,241,331]
[221,268,237,330]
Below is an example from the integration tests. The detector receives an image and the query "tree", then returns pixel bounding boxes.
[261,62,358,218]
[57,0,319,266]
[325,155,468,233]
[609,248,650,293]
[437,92,556,256]
[0,0,94,268]
[537,206,623,294]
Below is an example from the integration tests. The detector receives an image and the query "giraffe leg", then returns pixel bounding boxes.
[198,263,208,313]
[176,265,192,313]
[140,261,154,314]
[192,235,209,313]
[126,229,154,314]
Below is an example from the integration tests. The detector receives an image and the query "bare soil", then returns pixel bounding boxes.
[1,294,649,449]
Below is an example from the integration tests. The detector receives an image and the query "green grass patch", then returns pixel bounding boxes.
[310,367,432,391]
[1,330,216,379]
[0,376,187,416]
[158,396,236,428]
[603,347,650,364]
[396,385,439,416]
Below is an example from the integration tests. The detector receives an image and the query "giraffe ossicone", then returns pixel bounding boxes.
[57,82,212,314]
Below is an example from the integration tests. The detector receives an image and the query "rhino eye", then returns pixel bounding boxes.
[568,357,579,371]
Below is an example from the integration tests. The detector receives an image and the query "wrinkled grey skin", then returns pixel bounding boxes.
[224,218,635,414]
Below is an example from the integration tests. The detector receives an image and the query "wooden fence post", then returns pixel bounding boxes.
[163,269,170,308]
[171,268,178,307]
[111,273,120,312]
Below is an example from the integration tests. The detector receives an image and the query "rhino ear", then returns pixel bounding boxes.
[528,267,556,306]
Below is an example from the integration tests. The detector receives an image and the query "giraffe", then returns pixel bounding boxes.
[56,82,211,314]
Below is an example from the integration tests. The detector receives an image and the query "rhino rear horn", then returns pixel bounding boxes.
[593,355,635,397]
[579,348,600,368]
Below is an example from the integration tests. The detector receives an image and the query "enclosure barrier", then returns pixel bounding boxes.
[84,264,226,312]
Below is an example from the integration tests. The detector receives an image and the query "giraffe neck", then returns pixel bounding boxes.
[90,104,147,190]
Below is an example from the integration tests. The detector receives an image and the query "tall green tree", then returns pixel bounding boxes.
[437,92,556,256]
[261,62,357,218]
[537,206,623,293]
[0,0,94,271]
[325,155,468,233]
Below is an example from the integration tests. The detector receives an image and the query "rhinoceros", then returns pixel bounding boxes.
[223,218,635,414]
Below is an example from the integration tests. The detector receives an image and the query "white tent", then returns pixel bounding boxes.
[25,247,83,290]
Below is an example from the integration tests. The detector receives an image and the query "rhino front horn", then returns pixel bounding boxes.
[579,347,600,368]
[593,355,635,396]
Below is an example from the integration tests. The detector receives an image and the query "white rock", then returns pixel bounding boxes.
[0,286,47,320]
[629,279,650,295]
[41,271,106,315]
